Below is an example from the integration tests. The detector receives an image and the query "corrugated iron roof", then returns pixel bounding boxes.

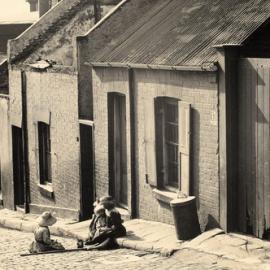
[94,0,270,66]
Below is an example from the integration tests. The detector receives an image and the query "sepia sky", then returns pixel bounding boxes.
[0,0,38,22]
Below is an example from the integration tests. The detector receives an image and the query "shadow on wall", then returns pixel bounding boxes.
[198,210,221,232]
[205,214,221,231]
[190,107,199,209]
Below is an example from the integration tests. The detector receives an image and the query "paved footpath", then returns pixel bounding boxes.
[0,227,268,270]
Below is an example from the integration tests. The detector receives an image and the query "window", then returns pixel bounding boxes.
[154,97,191,195]
[38,122,52,184]
[155,98,179,189]
[143,96,190,196]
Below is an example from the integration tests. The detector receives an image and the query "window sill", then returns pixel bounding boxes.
[38,184,54,199]
[152,188,178,204]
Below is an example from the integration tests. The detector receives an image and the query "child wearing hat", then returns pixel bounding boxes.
[29,211,65,253]
[85,200,116,248]
[87,202,108,242]
[99,196,127,238]
[85,197,126,250]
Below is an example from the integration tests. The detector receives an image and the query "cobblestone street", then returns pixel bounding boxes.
[0,227,165,270]
[0,227,268,270]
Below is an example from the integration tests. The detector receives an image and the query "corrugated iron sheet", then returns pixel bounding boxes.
[95,0,270,66]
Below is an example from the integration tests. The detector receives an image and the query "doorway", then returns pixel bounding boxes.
[12,126,25,208]
[108,93,128,208]
[79,122,94,220]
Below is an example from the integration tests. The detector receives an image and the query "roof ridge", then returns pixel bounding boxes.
[8,0,88,63]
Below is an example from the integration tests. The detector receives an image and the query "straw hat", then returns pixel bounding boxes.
[37,211,57,227]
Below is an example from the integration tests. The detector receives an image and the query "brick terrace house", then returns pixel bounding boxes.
[0,0,40,206]
[5,0,270,239]
[76,0,270,238]
[0,0,63,208]
[4,0,120,219]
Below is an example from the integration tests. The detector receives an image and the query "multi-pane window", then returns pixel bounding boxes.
[38,122,52,184]
[155,98,179,189]
[145,97,190,195]
[164,100,179,188]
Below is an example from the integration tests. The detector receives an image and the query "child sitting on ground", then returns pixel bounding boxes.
[29,211,65,253]
[87,202,109,243]
[85,197,126,250]
[99,196,127,238]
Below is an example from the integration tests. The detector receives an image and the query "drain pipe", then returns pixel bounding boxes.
[129,69,137,218]
[21,71,30,213]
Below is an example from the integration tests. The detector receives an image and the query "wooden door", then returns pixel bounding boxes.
[238,58,270,238]
[108,93,128,208]
[79,123,94,220]
[12,126,25,207]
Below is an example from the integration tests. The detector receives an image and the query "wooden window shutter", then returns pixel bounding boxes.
[178,101,191,196]
[154,98,164,187]
[47,127,52,182]
[144,99,157,186]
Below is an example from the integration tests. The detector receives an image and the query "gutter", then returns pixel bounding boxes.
[86,61,218,72]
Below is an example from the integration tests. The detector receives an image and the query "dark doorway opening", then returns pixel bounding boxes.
[108,93,128,208]
[79,123,94,220]
[12,126,25,208]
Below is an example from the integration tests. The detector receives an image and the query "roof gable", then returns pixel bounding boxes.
[83,0,270,66]
[8,0,120,66]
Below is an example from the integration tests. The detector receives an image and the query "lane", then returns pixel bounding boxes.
[0,228,162,270]
[0,227,262,270]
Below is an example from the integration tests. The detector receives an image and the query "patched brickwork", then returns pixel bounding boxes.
[93,67,219,230]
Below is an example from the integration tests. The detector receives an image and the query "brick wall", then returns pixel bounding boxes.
[92,67,132,209]
[0,95,14,210]
[134,69,219,229]
[92,67,219,230]
[9,69,22,128]
[9,69,81,219]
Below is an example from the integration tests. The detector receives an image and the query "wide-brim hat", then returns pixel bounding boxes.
[37,211,57,227]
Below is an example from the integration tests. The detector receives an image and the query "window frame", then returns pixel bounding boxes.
[155,97,179,191]
[37,121,52,185]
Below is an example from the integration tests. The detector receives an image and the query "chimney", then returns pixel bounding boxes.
[38,0,51,17]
